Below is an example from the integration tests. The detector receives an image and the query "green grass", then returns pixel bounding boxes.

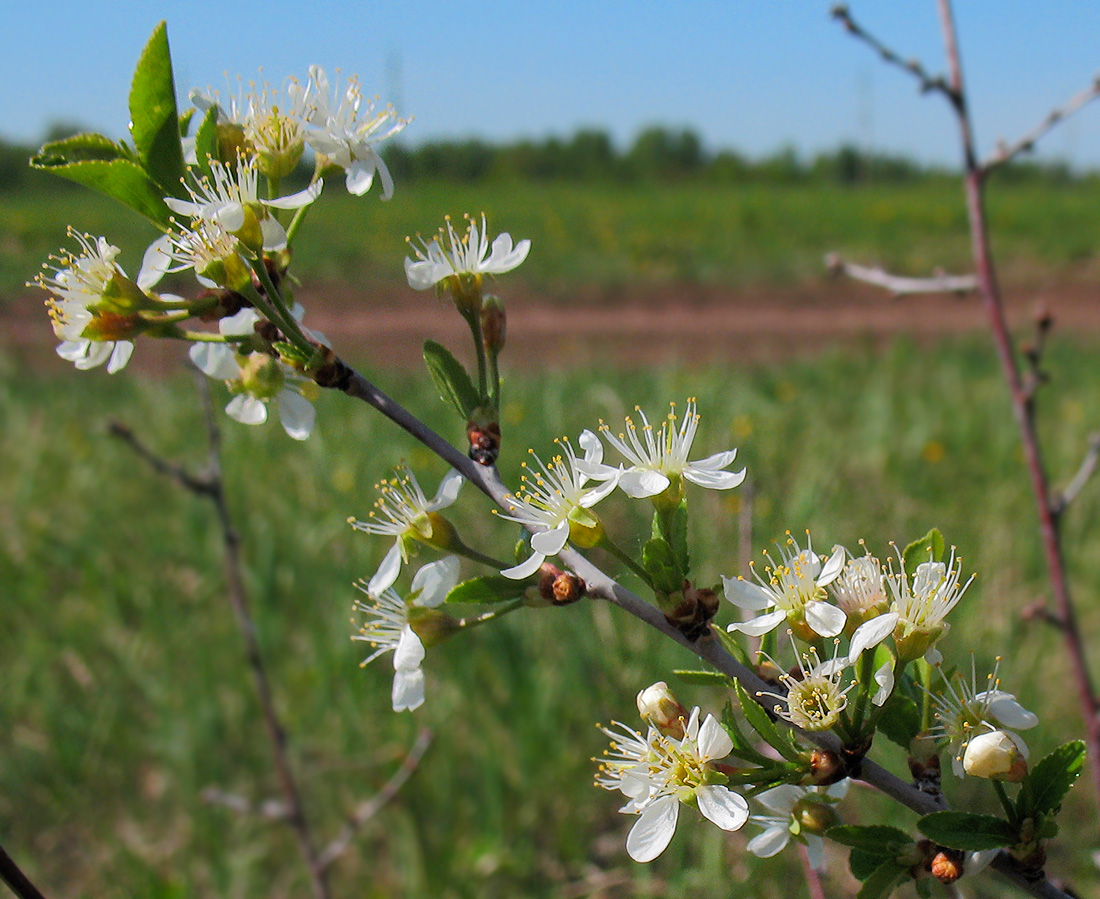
[3,334,1100,897]
[5,178,1100,297]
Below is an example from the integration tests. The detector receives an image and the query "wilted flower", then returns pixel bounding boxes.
[292,66,407,197]
[352,556,460,712]
[595,707,749,862]
[932,656,1037,778]
[498,431,617,580]
[349,465,465,594]
[585,399,745,504]
[724,532,847,641]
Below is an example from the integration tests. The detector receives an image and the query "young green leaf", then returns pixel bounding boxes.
[193,105,220,179]
[875,692,922,750]
[423,340,481,419]
[848,848,887,882]
[128,22,186,195]
[828,824,913,855]
[917,811,1016,851]
[672,669,734,688]
[1019,740,1086,819]
[902,528,945,580]
[856,859,910,899]
[445,576,526,605]
[733,679,801,762]
[641,537,681,593]
[720,701,774,766]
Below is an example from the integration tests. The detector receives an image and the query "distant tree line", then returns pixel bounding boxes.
[0,123,1089,192]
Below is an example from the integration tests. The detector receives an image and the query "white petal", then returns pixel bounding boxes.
[393,626,425,671]
[266,180,323,210]
[137,235,172,289]
[260,216,289,251]
[804,600,846,638]
[214,203,246,233]
[190,342,240,380]
[106,341,134,373]
[410,556,461,608]
[686,449,739,471]
[980,692,1039,730]
[578,429,603,463]
[368,543,403,595]
[531,519,569,555]
[727,609,787,637]
[219,307,261,337]
[805,833,826,870]
[872,661,895,707]
[579,477,618,507]
[697,715,734,759]
[748,824,790,858]
[428,469,465,510]
[848,612,899,662]
[683,466,747,490]
[696,786,749,832]
[277,389,315,440]
[626,797,678,863]
[501,552,545,580]
[818,545,847,585]
[722,577,775,612]
[619,468,670,498]
[755,785,802,816]
[392,667,425,712]
[345,161,376,196]
[225,394,268,425]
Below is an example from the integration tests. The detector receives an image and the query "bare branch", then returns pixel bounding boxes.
[830,4,954,99]
[107,420,214,497]
[825,253,977,296]
[983,76,1100,173]
[1054,433,1100,517]
[0,840,48,899]
[317,729,433,871]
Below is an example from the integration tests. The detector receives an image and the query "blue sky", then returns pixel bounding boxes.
[6,1,1100,168]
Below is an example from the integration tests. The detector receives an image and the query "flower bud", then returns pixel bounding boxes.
[793,798,839,835]
[931,848,965,884]
[962,730,1028,781]
[806,749,846,785]
[637,682,688,739]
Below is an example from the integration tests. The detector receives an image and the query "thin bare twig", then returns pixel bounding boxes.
[318,729,433,871]
[200,788,290,821]
[1054,433,1100,517]
[824,253,977,296]
[110,374,330,899]
[983,75,1100,173]
[0,841,48,899]
[333,362,1077,899]
[830,4,953,98]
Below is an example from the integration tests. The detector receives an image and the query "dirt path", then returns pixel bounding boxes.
[5,275,1099,374]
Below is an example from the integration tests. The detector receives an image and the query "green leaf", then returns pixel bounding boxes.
[1020,740,1086,819]
[193,105,220,178]
[672,669,734,687]
[711,624,752,665]
[652,502,690,577]
[917,811,1016,851]
[30,135,172,227]
[733,679,801,762]
[445,575,526,605]
[849,848,887,882]
[720,701,773,766]
[828,824,913,855]
[856,859,909,899]
[875,692,922,750]
[128,22,186,196]
[641,537,681,593]
[902,528,945,580]
[423,341,480,419]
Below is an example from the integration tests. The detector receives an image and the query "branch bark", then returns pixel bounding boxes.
[824,253,977,296]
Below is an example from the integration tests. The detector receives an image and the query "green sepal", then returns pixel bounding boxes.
[672,669,734,688]
[857,860,909,899]
[423,340,480,419]
[1018,740,1086,820]
[875,691,922,750]
[917,811,1016,851]
[641,537,681,593]
[128,21,186,196]
[828,824,913,855]
[902,528,945,580]
[446,575,526,605]
[30,134,173,227]
[193,105,220,179]
[733,679,801,762]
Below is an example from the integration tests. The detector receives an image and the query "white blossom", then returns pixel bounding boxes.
[405,213,530,291]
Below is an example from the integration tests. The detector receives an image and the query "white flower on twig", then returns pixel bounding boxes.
[405,213,530,292]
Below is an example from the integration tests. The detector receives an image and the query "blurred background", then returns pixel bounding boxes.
[2,3,1100,897]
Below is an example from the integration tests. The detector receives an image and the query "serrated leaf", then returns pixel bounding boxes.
[652,502,690,576]
[129,22,186,195]
[711,624,752,665]
[423,340,480,419]
[733,679,801,762]
[828,824,913,855]
[29,140,172,227]
[876,692,922,750]
[917,811,1016,851]
[445,575,526,605]
[641,537,681,593]
[857,860,909,899]
[193,105,220,178]
[1020,740,1086,819]
[849,848,886,882]
[902,528,945,580]
[672,669,734,687]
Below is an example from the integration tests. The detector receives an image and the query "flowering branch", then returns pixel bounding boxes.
[982,75,1100,173]
[824,253,977,296]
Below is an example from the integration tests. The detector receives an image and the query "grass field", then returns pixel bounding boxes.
[4,177,1100,298]
[4,332,1100,897]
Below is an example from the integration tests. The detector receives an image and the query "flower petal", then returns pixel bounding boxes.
[818,544,847,586]
[410,555,461,608]
[501,552,545,581]
[981,692,1039,730]
[755,785,802,816]
[872,661,895,707]
[804,600,846,638]
[683,466,747,490]
[531,519,569,555]
[619,468,670,498]
[722,576,775,612]
[696,785,749,832]
[747,823,790,858]
[368,543,403,595]
[429,468,465,510]
[848,612,899,662]
[106,341,134,374]
[190,342,241,380]
[277,389,316,440]
[626,797,679,863]
[393,626,425,671]
[392,667,425,712]
[697,714,734,759]
[226,394,268,425]
[727,609,787,637]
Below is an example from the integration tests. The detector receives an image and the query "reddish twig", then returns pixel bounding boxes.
[824,253,977,296]
[933,0,1100,828]
[110,374,331,899]
[983,75,1100,173]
